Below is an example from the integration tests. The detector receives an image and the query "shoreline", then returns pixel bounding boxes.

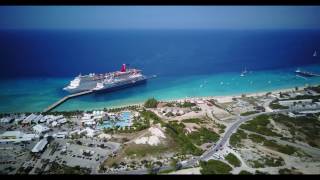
[1,83,317,114]
[55,83,317,113]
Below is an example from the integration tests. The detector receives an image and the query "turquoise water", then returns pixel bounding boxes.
[0,64,320,113]
[1,29,320,113]
[97,111,131,129]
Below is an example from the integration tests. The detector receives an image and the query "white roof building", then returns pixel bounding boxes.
[57,118,67,124]
[53,132,68,139]
[31,139,48,153]
[51,121,58,127]
[54,115,64,121]
[69,129,80,136]
[279,99,313,106]
[32,124,50,134]
[39,115,50,123]
[0,131,38,143]
[0,131,24,139]
[32,114,43,124]
[22,114,37,124]
[81,127,98,138]
[0,117,14,124]
[83,121,96,126]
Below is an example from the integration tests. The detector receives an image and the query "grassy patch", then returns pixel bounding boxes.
[158,169,176,174]
[229,129,248,147]
[140,110,163,125]
[182,118,204,124]
[248,133,266,144]
[200,160,232,174]
[45,162,90,174]
[239,170,253,175]
[240,114,282,137]
[263,140,299,156]
[165,122,203,156]
[255,170,268,174]
[144,98,159,108]
[217,123,226,134]
[224,153,241,167]
[124,144,171,157]
[248,133,301,156]
[278,168,303,174]
[187,128,220,146]
[177,102,196,108]
[272,114,320,148]
[249,156,285,168]
[269,101,289,109]
[240,111,259,116]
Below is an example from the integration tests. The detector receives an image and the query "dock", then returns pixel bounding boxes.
[43,75,157,113]
[43,90,93,113]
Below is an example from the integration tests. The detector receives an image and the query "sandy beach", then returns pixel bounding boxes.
[106,84,317,110]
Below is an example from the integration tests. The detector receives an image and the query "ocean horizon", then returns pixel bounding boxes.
[0,29,319,113]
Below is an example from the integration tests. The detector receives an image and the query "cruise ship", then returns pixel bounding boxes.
[63,64,147,94]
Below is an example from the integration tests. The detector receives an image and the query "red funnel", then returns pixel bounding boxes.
[120,64,126,72]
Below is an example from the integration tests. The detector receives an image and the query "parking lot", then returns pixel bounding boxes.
[0,142,37,174]
[31,138,120,173]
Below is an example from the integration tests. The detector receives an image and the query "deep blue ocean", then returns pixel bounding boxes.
[0,29,320,113]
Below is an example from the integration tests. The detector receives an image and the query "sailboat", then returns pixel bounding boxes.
[313,50,317,57]
[240,67,247,77]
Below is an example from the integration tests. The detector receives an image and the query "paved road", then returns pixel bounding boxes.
[180,106,319,168]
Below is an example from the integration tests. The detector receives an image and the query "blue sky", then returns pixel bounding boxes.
[0,6,320,30]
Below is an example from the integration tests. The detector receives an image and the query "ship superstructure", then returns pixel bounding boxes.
[63,64,147,93]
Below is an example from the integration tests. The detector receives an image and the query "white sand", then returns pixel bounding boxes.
[105,84,316,110]
[149,127,166,138]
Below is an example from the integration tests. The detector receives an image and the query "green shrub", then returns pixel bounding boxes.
[230,129,248,147]
[248,134,266,144]
[144,98,159,108]
[200,160,232,174]
[240,115,282,137]
[239,170,252,175]
[188,128,219,146]
[182,118,204,124]
[225,153,241,167]
[269,101,289,109]
[177,102,196,108]
[165,122,203,156]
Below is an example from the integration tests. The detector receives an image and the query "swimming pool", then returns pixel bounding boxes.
[97,111,132,130]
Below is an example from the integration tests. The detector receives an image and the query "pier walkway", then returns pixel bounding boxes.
[43,90,93,113]
[43,75,157,113]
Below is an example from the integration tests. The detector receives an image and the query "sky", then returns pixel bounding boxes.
[0,6,320,30]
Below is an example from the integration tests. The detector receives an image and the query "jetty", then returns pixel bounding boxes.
[43,74,157,113]
[43,90,93,113]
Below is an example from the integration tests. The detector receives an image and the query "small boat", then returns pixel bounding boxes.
[313,50,317,57]
[295,68,320,77]
[240,67,248,77]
